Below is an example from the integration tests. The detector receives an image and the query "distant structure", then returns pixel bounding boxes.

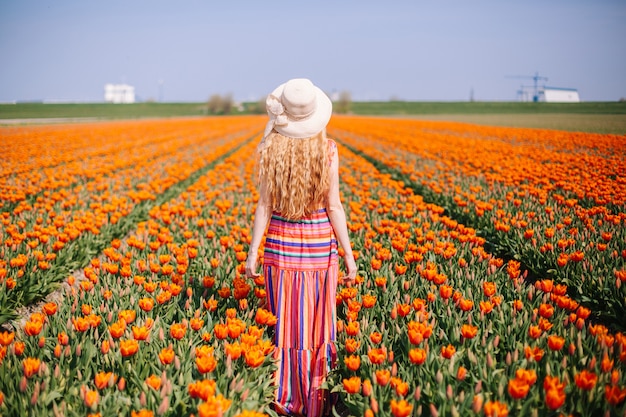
[508,72,580,102]
[104,84,135,103]
[540,87,580,103]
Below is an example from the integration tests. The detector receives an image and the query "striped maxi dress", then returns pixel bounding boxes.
[263,207,339,417]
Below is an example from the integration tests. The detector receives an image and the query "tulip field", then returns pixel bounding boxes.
[0,115,624,417]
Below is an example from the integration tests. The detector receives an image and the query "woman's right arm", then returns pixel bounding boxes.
[326,146,357,282]
[245,177,271,278]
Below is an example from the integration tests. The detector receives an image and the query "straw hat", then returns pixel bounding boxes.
[263,78,332,139]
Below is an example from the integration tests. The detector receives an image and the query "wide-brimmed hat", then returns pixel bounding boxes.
[263,78,332,139]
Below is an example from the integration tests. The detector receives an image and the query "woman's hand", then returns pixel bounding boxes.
[341,254,357,286]
[245,252,261,279]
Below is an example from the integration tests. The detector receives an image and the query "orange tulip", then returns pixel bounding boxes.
[524,345,544,362]
[547,335,565,351]
[458,298,474,311]
[543,376,566,410]
[605,385,626,406]
[483,400,508,417]
[389,399,412,417]
[439,285,453,299]
[84,388,99,408]
[483,281,496,297]
[158,347,175,365]
[441,344,456,359]
[138,298,154,312]
[196,354,217,373]
[362,294,377,308]
[345,338,360,353]
[244,346,265,368]
[170,323,187,340]
[42,302,58,316]
[213,323,229,340]
[0,331,15,346]
[574,370,598,391]
[24,320,43,337]
[345,321,360,336]
[120,339,139,357]
[408,348,427,365]
[368,348,387,364]
[343,376,361,394]
[23,357,41,378]
[344,355,361,371]
[109,321,126,339]
[508,378,530,399]
[369,332,382,345]
[514,369,537,386]
[145,374,161,390]
[479,300,494,314]
[188,379,216,400]
[528,325,542,339]
[538,303,554,318]
[375,369,391,386]
[132,326,150,341]
[460,324,478,339]
[94,372,113,390]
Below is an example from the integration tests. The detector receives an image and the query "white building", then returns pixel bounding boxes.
[541,87,580,103]
[104,84,135,103]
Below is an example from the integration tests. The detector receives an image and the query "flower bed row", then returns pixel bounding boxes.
[328,116,626,332]
[0,117,264,325]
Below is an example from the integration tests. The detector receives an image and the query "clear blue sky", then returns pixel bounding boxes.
[1,0,624,102]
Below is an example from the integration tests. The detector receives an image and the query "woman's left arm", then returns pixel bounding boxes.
[245,178,271,278]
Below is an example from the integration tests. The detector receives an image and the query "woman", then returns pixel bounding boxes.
[245,78,357,417]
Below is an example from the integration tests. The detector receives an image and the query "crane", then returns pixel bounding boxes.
[506,72,548,102]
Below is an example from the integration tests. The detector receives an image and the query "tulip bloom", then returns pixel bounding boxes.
[483,282,496,297]
[23,357,41,378]
[94,372,113,390]
[368,348,387,365]
[158,347,175,365]
[574,370,598,391]
[441,344,456,359]
[605,385,626,406]
[132,326,150,341]
[145,374,162,390]
[524,345,544,362]
[244,346,265,368]
[109,321,126,339]
[483,401,508,417]
[170,323,187,340]
[461,324,478,339]
[390,399,412,417]
[408,348,427,365]
[543,376,566,410]
[547,335,565,351]
[362,294,377,308]
[24,320,43,337]
[375,369,391,386]
[196,354,217,373]
[0,331,15,346]
[369,332,382,345]
[344,355,361,371]
[345,338,360,353]
[508,378,530,399]
[84,389,99,408]
[120,339,139,357]
[343,376,361,394]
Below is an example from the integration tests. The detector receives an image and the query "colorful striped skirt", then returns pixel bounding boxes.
[263,209,339,417]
